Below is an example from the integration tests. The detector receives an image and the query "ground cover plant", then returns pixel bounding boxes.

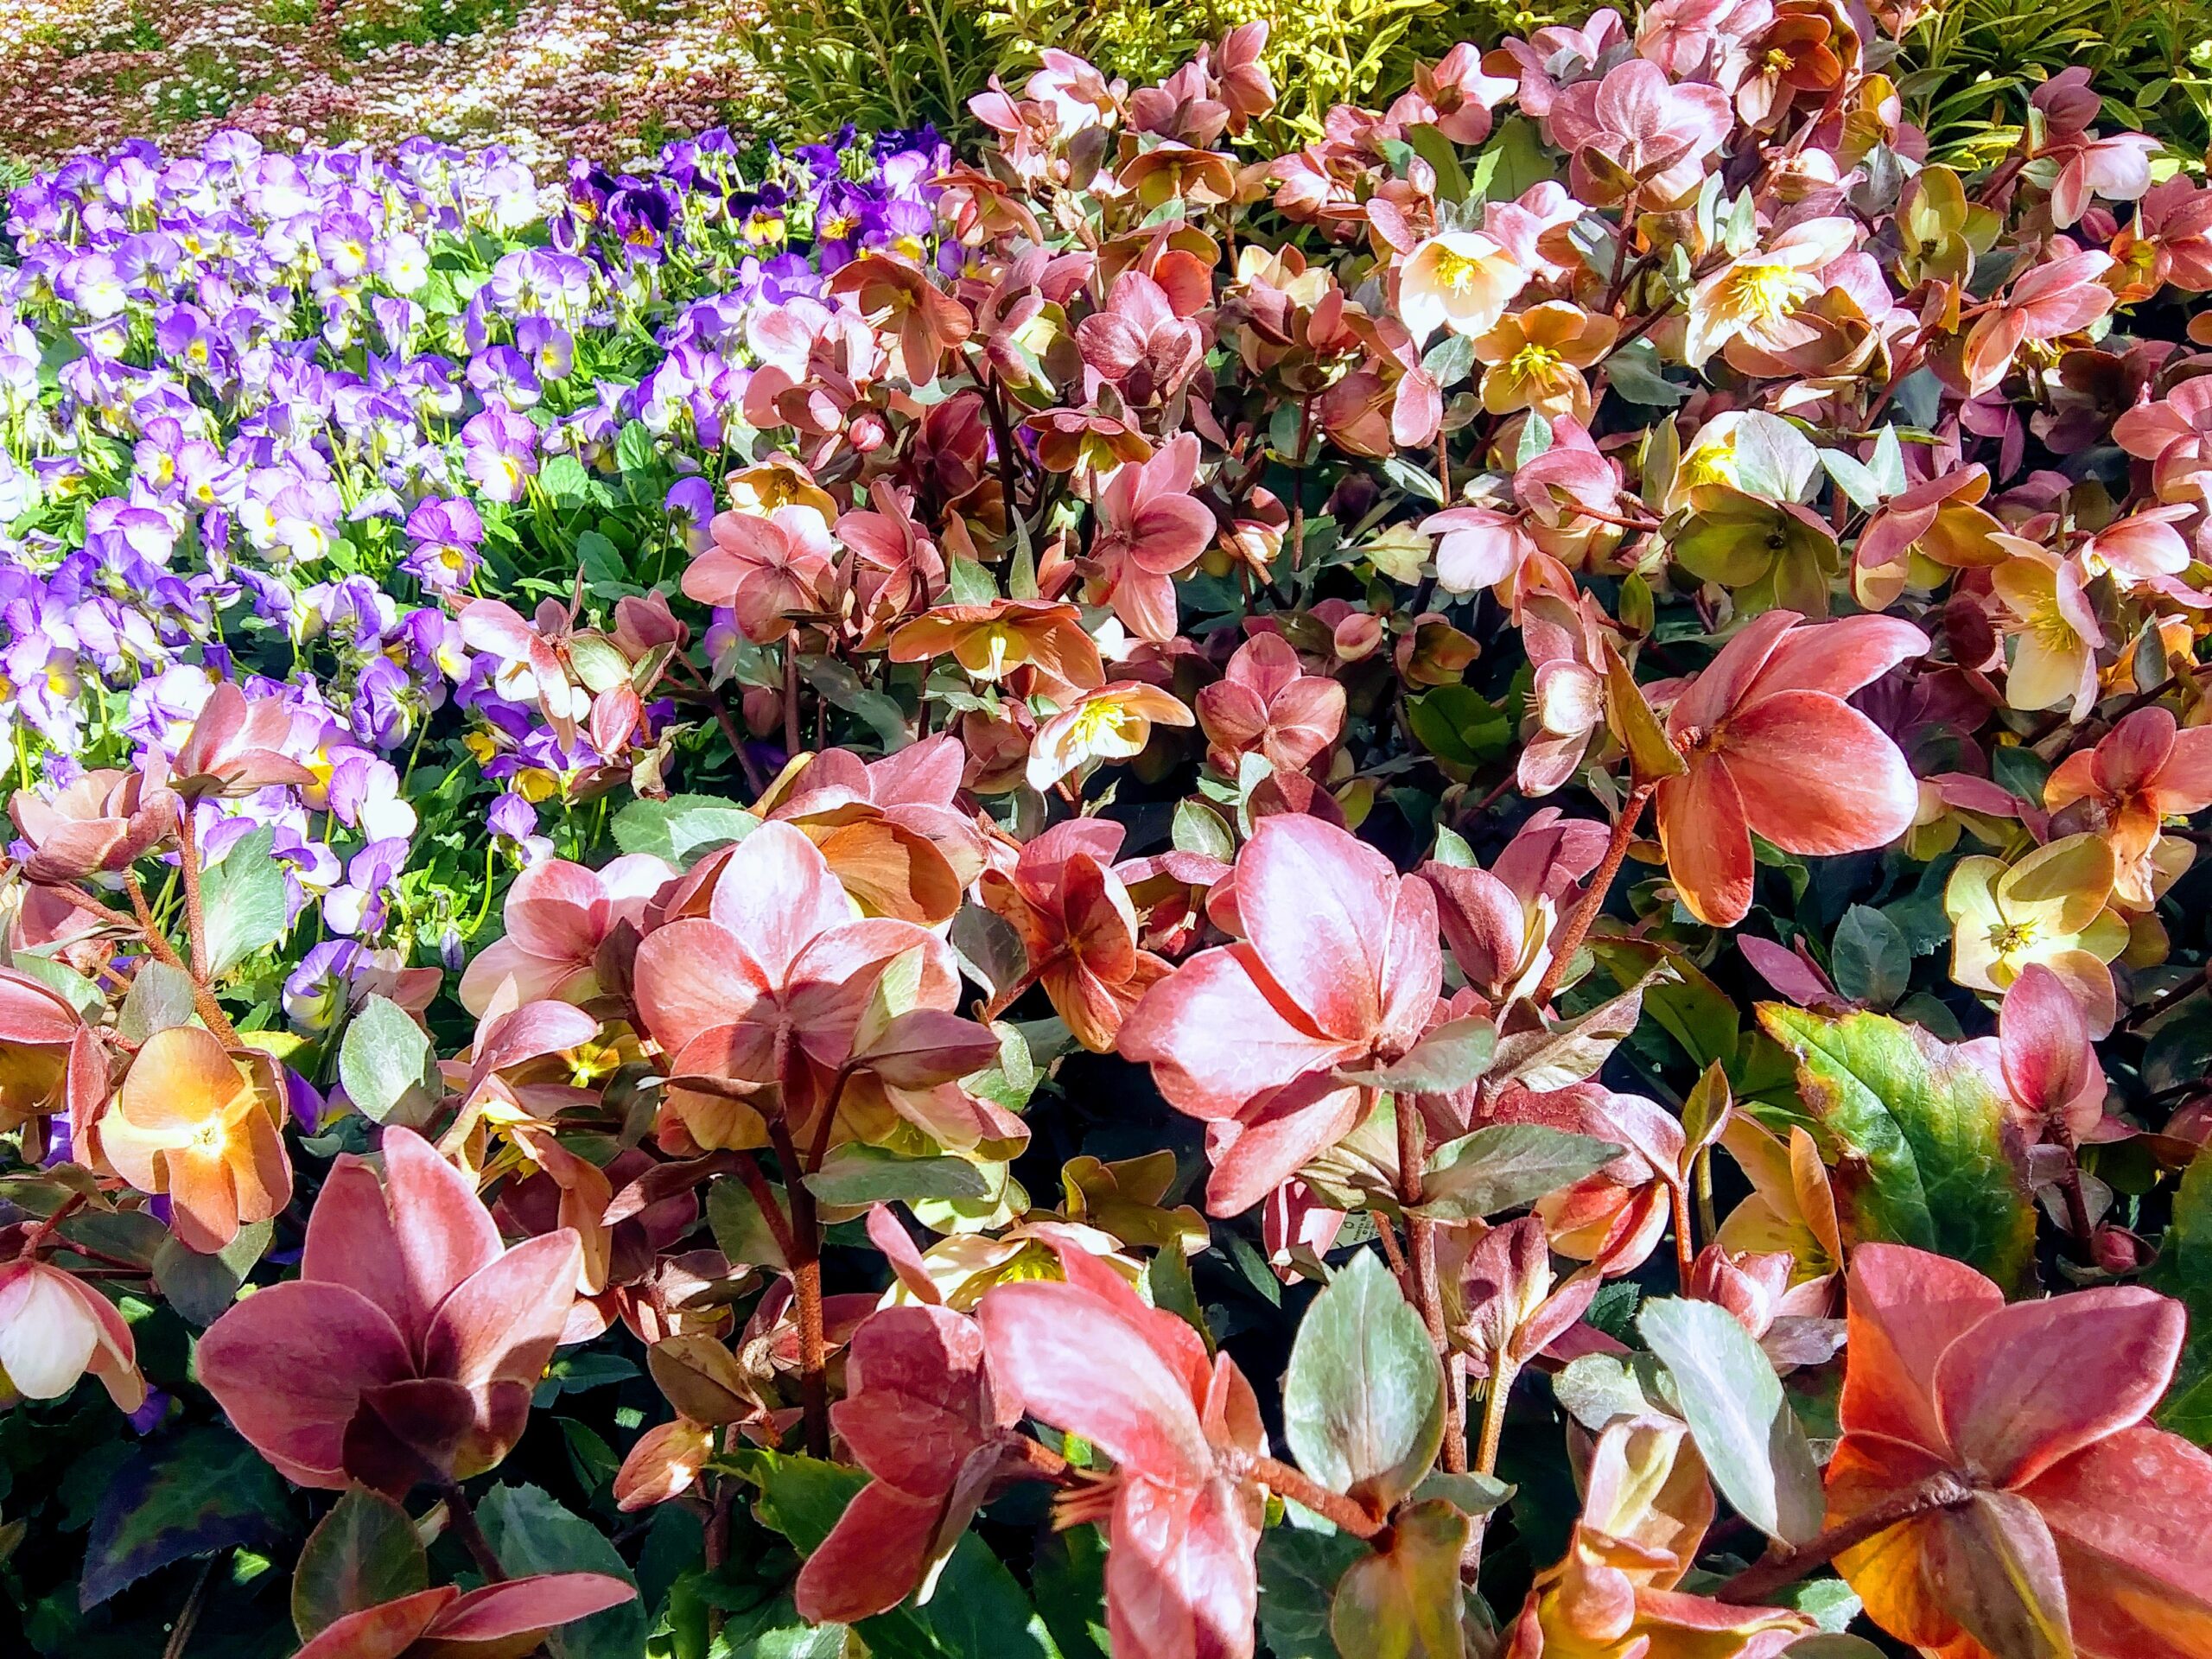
[2,9,2212,1659]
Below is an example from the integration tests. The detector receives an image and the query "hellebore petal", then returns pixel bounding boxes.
[196,1280,415,1488]
[1930,1287,2183,1489]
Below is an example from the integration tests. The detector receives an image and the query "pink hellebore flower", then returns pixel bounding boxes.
[1195,632,1347,776]
[1961,962,2112,1144]
[1656,611,1928,926]
[167,681,319,799]
[1827,1244,2212,1659]
[1087,433,1217,643]
[679,505,836,645]
[1961,251,2115,397]
[458,854,677,1015]
[1548,58,1732,207]
[794,1304,1031,1624]
[979,1248,1268,1659]
[196,1127,582,1496]
[2044,705,2212,906]
[1118,814,1440,1214]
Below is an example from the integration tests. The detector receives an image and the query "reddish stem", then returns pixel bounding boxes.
[1393,1090,1465,1472]
[1244,1455,1384,1540]
[1530,781,1656,1009]
[1717,1471,1975,1604]
[765,1110,830,1459]
[173,809,210,983]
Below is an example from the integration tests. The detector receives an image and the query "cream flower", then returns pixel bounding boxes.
[1398,232,1529,345]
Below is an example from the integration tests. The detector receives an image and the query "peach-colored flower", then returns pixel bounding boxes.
[93,1026,292,1254]
[1475,302,1621,422]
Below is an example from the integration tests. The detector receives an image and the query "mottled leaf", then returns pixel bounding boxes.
[1283,1250,1444,1508]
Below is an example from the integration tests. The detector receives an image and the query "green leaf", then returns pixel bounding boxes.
[152,1217,270,1325]
[541,454,594,508]
[476,1484,645,1659]
[744,1452,1062,1659]
[1331,1499,1468,1659]
[800,657,909,750]
[1831,906,1909,1007]
[1758,1006,2037,1287]
[616,420,658,475]
[200,826,289,976]
[610,793,760,865]
[1404,124,1471,203]
[1172,798,1236,861]
[337,995,439,1128]
[1418,1124,1621,1222]
[1257,1526,1364,1659]
[708,1172,791,1272]
[1283,1250,1444,1508]
[575,529,626,587]
[291,1487,427,1641]
[1467,117,1554,202]
[1604,340,1686,407]
[1638,1298,1824,1545]
[1338,1017,1495,1095]
[804,1144,990,1207]
[2150,1147,2212,1442]
[118,960,200,1041]
[1030,1525,1109,1659]
[81,1427,290,1607]
[10,953,104,1018]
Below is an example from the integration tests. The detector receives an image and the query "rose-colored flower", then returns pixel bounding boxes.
[9,767,178,884]
[2044,706,2212,906]
[459,854,676,1015]
[1085,434,1217,642]
[1119,814,1440,1213]
[979,817,1172,1052]
[1656,611,1927,925]
[0,966,105,1135]
[680,505,836,645]
[795,1303,1032,1623]
[1826,1244,2212,1659]
[293,1576,636,1659]
[197,1127,581,1495]
[1195,632,1346,776]
[1548,58,1732,207]
[979,1247,1268,1659]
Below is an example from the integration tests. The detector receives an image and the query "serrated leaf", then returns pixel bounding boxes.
[337,995,438,1128]
[1419,1124,1620,1221]
[81,1427,289,1608]
[291,1487,427,1640]
[1758,1006,2037,1287]
[1283,1250,1444,1508]
[200,826,290,976]
[477,1484,645,1659]
[1638,1297,1824,1545]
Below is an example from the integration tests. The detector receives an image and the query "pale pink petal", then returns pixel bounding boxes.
[1722,691,1919,855]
